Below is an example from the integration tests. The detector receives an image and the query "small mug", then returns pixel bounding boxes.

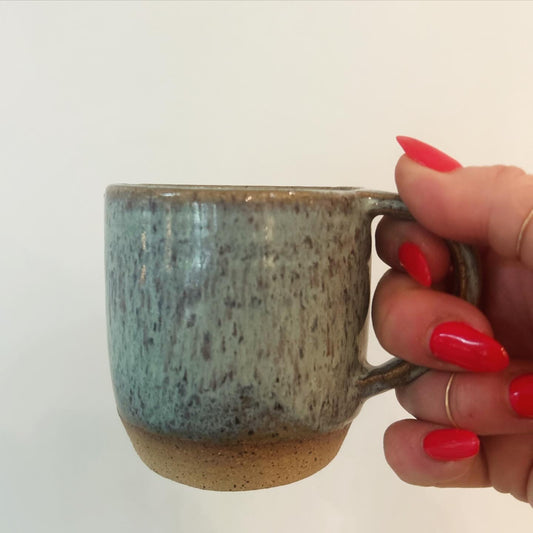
[105,185,479,491]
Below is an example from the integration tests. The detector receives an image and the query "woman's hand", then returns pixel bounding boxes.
[374,137,533,505]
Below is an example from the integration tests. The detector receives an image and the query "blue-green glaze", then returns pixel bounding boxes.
[105,185,479,444]
[106,186,379,441]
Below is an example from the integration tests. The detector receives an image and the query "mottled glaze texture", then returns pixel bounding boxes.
[106,186,374,442]
[105,185,480,490]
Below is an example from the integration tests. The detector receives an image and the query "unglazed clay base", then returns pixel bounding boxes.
[121,417,349,491]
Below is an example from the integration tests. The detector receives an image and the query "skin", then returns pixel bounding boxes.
[373,156,533,505]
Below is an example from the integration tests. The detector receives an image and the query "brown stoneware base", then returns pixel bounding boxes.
[121,418,349,491]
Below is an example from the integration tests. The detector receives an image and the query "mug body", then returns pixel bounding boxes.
[105,185,374,489]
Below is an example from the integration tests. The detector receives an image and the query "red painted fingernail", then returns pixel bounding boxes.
[396,136,462,172]
[430,322,509,372]
[509,374,533,418]
[423,428,480,461]
[398,242,432,287]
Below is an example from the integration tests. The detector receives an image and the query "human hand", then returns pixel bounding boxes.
[374,137,533,505]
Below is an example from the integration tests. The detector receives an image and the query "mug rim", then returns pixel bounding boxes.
[105,184,362,203]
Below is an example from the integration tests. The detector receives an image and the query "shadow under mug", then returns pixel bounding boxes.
[105,185,480,491]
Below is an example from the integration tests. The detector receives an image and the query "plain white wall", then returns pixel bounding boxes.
[1,2,532,531]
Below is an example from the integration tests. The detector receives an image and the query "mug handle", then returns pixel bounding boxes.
[358,191,481,398]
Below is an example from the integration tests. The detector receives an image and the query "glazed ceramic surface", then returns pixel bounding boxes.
[105,185,479,489]
[106,186,380,441]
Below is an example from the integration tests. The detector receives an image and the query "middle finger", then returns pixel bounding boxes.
[372,270,509,372]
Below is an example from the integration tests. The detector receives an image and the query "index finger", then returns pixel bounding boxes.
[395,157,533,268]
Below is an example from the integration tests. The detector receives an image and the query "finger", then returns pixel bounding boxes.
[372,270,509,372]
[483,433,533,504]
[375,217,451,284]
[396,366,533,435]
[395,156,533,268]
[383,419,489,488]
[385,420,533,502]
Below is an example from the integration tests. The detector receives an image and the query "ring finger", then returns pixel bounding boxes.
[397,365,533,435]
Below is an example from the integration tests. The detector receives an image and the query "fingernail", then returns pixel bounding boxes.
[509,374,533,418]
[430,321,509,372]
[423,428,480,461]
[398,242,432,287]
[396,136,462,172]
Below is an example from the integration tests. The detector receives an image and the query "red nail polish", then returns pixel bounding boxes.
[430,322,509,372]
[509,374,533,418]
[396,136,462,172]
[398,242,432,287]
[423,428,480,461]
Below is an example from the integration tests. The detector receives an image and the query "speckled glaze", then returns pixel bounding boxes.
[105,185,480,490]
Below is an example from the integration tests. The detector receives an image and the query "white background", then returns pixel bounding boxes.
[1,1,532,531]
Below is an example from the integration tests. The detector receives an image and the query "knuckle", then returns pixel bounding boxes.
[512,461,533,504]
[372,271,398,348]
[450,393,474,429]
[447,373,479,430]
[372,271,416,352]
[526,462,533,506]
[489,436,533,504]
[490,164,527,183]
[486,164,533,257]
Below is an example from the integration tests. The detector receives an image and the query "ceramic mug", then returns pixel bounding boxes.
[105,185,479,491]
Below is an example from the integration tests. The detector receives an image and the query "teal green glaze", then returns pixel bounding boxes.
[105,185,480,443]
[106,186,372,440]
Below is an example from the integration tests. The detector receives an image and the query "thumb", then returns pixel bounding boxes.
[395,150,533,269]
